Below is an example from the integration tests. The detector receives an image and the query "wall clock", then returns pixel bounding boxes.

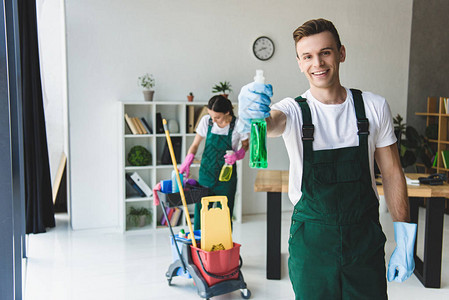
[252,36,275,61]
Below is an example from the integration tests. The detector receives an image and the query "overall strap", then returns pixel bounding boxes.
[207,116,213,134]
[350,89,370,173]
[350,89,369,147]
[295,96,313,162]
[228,116,236,135]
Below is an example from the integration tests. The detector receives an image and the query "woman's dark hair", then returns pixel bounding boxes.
[207,95,234,116]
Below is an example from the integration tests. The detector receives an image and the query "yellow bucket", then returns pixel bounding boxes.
[200,196,233,252]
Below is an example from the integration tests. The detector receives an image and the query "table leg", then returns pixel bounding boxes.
[413,197,445,288]
[267,192,281,279]
[409,197,419,257]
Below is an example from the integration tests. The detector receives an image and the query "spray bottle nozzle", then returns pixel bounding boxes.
[254,70,265,84]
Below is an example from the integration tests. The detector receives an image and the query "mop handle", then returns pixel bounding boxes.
[162,119,197,248]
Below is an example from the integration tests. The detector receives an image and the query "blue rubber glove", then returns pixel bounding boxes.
[387,222,417,282]
[236,82,273,133]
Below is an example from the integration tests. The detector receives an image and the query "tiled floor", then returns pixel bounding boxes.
[24,208,449,299]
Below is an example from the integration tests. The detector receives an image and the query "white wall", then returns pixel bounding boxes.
[37,0,67,185]
[65,0,413,229]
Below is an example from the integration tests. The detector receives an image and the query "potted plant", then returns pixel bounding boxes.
[138,73,155,101]
[187,92,194,102]
[127,145,152,166]
[212,81,232,98]
[393,114,434,170]
[127,206,152,228]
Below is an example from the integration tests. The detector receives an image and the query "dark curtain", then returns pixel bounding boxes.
[18,0,55,233]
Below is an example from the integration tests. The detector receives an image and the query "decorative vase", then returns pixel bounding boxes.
[187,95,194,102]
[143,90,154,101]
[138,215,147,227]
[168,119,179,133]
[222,94,228,99]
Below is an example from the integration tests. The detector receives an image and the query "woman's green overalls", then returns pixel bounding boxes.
[288,89,387,300]
[194,117,237,230]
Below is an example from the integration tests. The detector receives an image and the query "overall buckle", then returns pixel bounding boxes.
[357,119,369,135]
[302,124,314,141]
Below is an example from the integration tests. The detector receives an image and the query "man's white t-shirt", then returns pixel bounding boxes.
[196,115,249,151]
[271,87,397,205]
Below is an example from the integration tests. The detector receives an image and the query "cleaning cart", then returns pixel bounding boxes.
[159,119,251,300]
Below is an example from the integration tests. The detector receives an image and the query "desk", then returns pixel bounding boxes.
[254,171,449,288]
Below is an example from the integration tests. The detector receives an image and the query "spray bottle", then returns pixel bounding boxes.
[219,150,234,181]
[171,170,183,193]
[249,70,268,169]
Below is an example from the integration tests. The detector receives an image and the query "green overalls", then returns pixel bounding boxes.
[194,117,237,230]
[288,89,387,300]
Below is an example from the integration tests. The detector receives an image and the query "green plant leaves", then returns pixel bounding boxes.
[394,114,433,169]
[127,145,152,166]
[212,81,232,93]
[138,73,155,89]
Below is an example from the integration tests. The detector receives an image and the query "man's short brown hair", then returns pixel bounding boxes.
[293,18,342,50]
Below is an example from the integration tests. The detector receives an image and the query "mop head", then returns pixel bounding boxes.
[211,243,225,251]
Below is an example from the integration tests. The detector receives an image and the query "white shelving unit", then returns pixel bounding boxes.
[118,101,242,232]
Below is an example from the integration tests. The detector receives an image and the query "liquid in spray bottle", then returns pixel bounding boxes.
[249,70,268,169]
[219,150,234,181]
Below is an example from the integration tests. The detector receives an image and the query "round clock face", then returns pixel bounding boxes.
[252,36,275,61]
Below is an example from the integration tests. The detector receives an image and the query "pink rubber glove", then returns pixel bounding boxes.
[152,182,161,206]
[178,153,195,178]
[224,148,246,165]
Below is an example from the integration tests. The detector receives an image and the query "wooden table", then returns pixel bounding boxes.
[254,170,288,279]
[254,170,449,288]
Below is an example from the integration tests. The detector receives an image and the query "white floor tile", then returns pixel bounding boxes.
[24,208,449,299]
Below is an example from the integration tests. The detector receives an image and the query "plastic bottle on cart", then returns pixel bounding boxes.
[219,150,234,181]
[171,171,183,193]
[249,70,268,169]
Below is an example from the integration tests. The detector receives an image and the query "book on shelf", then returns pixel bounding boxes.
[131,117,142,134]
[156,113,164,133]
[133,117,147,134]
[444,97,448,114]
[161,207,175,226]
[125,178,142,198]
[138,118,148,134]
[166,208,175,225]
[125,173,146,197]
[130,172,151,197]
[432,154,438,168]
[124,113,139,134]
[441,150,449,169]
[140,117,153,134]
[160,206,171,225]
[187,106,195,133]
[194,106,208,132]
[170,207,182,226]
[124,115,133,133]
[161,137,182,164]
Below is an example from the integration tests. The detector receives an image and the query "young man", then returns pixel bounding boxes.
[237,19,417,299]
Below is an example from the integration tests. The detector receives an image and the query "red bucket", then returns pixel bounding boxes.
[190,242,241,286]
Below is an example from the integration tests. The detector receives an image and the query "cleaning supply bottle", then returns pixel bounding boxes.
[249,70,268,169]
[219,150,234,181]
[171,170,183,193]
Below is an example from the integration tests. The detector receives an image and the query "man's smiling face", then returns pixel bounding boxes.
[296,31,346,91]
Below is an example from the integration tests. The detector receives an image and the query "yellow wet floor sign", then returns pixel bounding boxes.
[200,196,233,252]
